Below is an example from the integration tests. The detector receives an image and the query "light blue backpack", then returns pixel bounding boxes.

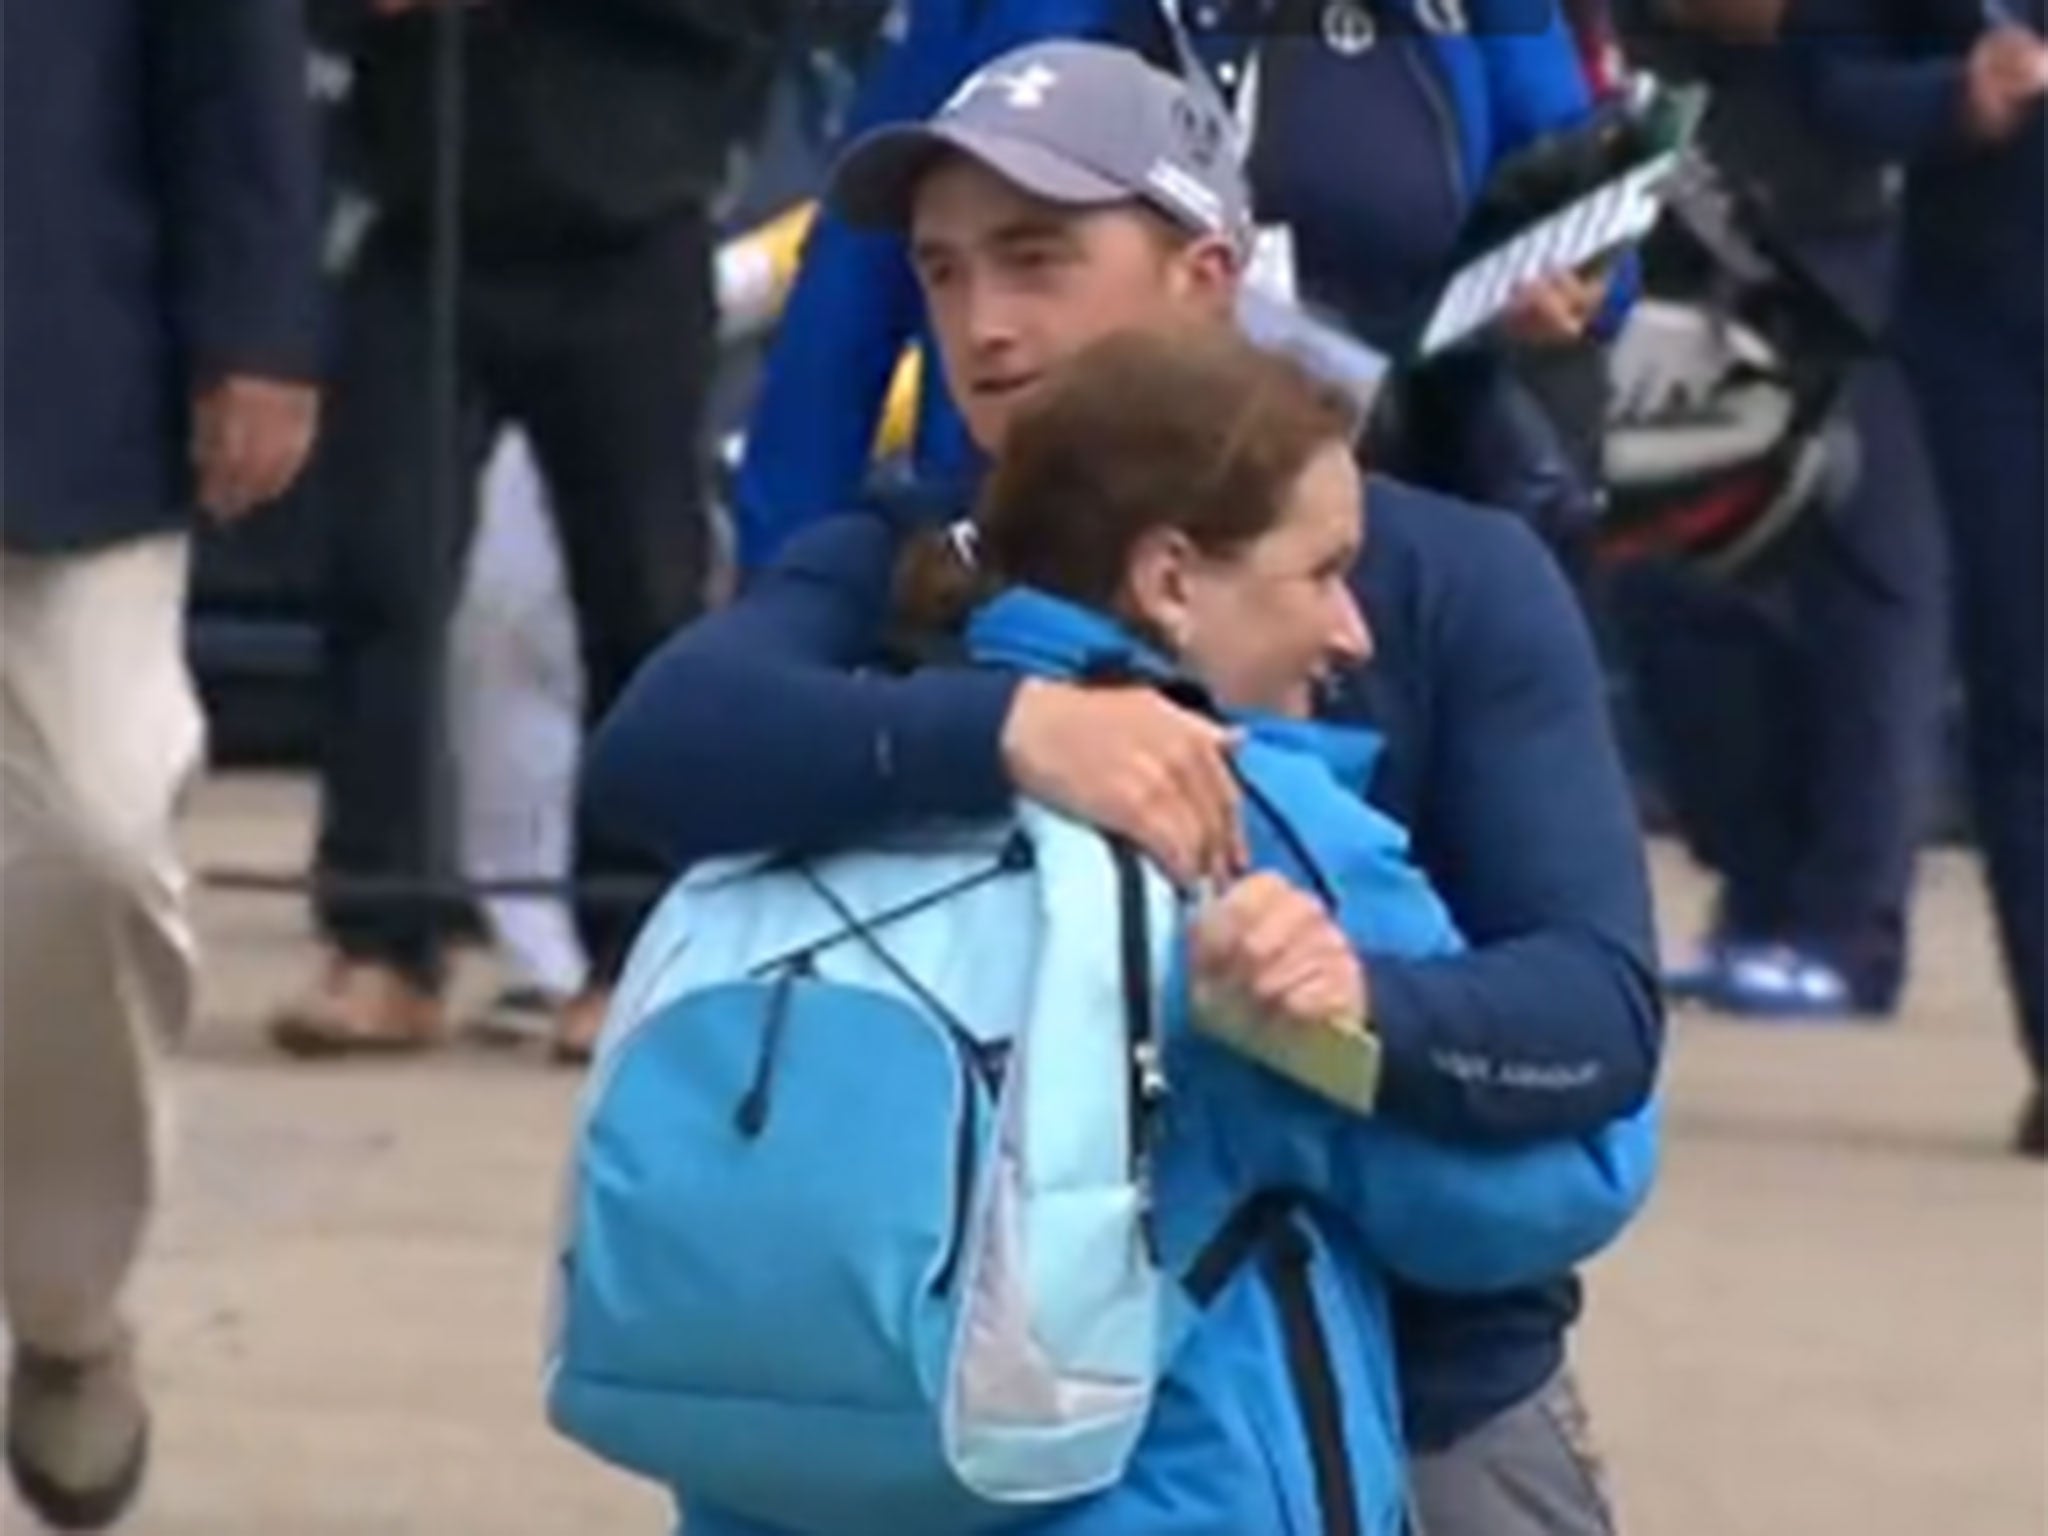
[545,801,1191,1535]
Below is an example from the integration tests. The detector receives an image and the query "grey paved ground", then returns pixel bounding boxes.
[4,774,2043,1535]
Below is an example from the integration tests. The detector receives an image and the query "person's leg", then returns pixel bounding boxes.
[1900,304,2046,1128]
[273,236,494,1051]
[449,429,590,1017]
[1,532,204,1526]
[498,209,718,1027]
[1779,356,1949,1011]
[1408,1369,1617,1536]
[1606,558,1805,952]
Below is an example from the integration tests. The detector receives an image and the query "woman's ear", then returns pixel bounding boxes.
[1123,526,1199,654]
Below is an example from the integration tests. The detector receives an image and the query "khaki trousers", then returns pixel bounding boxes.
[1,532,203,1358]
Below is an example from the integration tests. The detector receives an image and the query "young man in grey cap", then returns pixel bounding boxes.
[589,39,1662,1536]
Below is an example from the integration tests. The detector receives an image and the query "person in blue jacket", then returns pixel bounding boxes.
[1784,0,2046,1154]
[678,318,1655,1536]
[589,42,1663,1536]
[729,0,1626,573]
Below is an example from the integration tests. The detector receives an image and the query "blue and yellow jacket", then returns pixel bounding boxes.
[677,585,1657,1536]
[732,0,1612,570]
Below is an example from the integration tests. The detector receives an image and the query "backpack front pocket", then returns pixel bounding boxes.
[567,974,997,1413]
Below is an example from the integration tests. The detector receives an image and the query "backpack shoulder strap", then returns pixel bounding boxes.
[1012,803,1179,1234]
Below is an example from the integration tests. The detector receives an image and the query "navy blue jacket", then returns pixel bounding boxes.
[3,0,323,553]
[730,0,1614,570]
[1616,14,1908,334]
[585,475,1664,1448]
[1786,0,2045,332]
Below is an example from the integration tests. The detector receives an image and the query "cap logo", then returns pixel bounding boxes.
[1321,0,1378,54]
[1171,96,1226,168]
[944,61,1062,115]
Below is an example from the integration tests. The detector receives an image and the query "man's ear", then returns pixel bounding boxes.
[1123,525,1199,652]
[1171,231,1245,315]
[1174,235,1242,316]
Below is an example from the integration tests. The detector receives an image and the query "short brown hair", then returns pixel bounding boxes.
[896,328,1358,632]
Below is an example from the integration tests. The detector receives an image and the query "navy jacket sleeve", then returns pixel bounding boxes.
[1785,0,1972,163]
[1365,508,1664,1146]
[583,514,1022,870]
[150,0,324,383]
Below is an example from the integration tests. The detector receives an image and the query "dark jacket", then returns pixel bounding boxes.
[1786,0,2046,331]
[2,0,323,554]
[585,473,1665,1450]
[318,0,793,257]
[1617,10,1905,332]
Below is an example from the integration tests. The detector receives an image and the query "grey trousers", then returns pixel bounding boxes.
[1410,1370,1618,1536]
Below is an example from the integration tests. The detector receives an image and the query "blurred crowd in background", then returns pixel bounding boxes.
[166,0,2041,1080]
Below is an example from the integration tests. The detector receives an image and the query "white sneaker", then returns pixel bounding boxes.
[5,1330,150,1531]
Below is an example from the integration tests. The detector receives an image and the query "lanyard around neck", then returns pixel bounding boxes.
[1156,0,1263,156]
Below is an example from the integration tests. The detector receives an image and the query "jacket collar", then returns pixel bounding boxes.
[965,586,1181,689]
[965,586,1383,790]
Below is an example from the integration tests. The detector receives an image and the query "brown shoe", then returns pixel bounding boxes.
[550,988,611,1067]
[268,956,447,1059]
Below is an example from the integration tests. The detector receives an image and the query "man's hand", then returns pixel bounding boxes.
[1499,268,1610,348]
[191,376,318,523]
[1964,25,2048,142]
[1000,679,1247,888]
[1190,872,1368,1030]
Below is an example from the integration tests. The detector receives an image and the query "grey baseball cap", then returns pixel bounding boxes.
[827,40,1252,251]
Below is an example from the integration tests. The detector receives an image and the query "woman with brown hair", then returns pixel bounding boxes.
[902,324,1373,726]
[663,326,1655,1536]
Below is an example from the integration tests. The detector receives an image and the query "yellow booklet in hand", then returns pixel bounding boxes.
[1192,990,1382,1118]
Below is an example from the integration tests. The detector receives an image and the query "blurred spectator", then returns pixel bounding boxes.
[1787,0,2045,1152]
[1607,0,1950,1020]
[2,0,322,1525]
[444,39,880,1053]
[267,0,791,1065]
[728,0,1629,574]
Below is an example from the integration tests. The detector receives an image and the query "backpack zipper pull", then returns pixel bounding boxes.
[735,958,810,1139]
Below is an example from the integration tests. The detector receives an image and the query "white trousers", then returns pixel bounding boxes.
[450,433,589,1001]
[1,533,203,1358]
